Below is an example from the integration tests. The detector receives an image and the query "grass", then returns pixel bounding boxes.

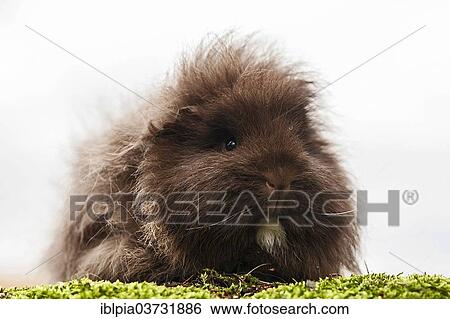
[1,270,449,299]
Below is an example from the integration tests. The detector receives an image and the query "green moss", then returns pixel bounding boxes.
[254,274,450,299]
[0,279,212,299]
[193,269,276,298]
[1,272,449,299]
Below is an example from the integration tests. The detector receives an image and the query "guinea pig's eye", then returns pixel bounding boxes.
[224,136,237,151]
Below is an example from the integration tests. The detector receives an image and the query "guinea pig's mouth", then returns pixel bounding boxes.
[131,188,315,229]
[256,222,287,254]
[189,190,311,229]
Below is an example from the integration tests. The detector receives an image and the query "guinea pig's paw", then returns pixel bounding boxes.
[256,223,286,254]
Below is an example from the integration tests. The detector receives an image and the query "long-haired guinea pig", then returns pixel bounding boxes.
[54,34,359,283]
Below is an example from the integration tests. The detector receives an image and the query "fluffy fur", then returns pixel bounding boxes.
[54,34,359,283]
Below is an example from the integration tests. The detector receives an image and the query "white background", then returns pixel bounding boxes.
[0,0,449,284]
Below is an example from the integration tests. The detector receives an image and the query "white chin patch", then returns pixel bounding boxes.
[256,223,286,254]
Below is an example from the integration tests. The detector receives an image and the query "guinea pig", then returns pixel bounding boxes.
[54,34,359,283]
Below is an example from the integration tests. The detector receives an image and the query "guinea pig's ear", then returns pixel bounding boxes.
[146,106,199,143]
[147,121,161,136]
[178,105,197,116]
[147,119,176,142]
[146,106,196,137]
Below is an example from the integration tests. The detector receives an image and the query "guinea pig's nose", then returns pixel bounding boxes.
[264,171,293,191]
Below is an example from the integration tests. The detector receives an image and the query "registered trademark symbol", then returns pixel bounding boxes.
[402,190,419,205]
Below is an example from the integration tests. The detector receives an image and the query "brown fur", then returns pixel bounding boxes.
[54,34,359,283]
